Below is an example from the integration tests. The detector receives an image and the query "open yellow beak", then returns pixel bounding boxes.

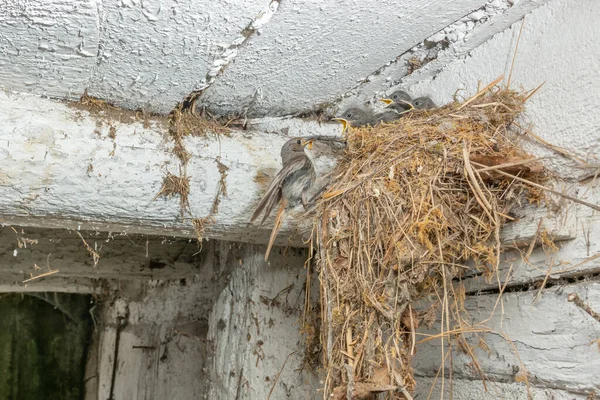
[332,117,349,134]
[303,139,314,150]
[380,98,393,105]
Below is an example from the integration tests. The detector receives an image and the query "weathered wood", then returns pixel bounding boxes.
[0,92,342,246]
[460,188,599,293]
[85,242,316,400]
[415,377,592,399]
[413,280,600,393]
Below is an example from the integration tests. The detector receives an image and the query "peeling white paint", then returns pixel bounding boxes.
[337,0,550,108]
[0,0,99,99]
[193,0,281,94]
[86,0,272,113]
[199,0,490,117]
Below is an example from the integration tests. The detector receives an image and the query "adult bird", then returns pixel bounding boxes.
[333,107,398,134]
[251,137,316,260]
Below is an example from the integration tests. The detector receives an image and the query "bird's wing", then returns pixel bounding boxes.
[250,157,309,224]
[264,200,288,261]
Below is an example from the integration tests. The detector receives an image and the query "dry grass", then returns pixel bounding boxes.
[154,172,191,221]
[168,106,229,164]
[192,216,215,244]
[309,85,550,399]
[73,93,167,128]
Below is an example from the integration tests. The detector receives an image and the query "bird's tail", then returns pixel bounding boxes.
[264,200,287,261]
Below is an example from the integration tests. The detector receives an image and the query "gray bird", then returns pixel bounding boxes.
[333,107,398,134]
[251,137,316,260]
[412,96,437,110]
[380,90,413,112]
[381,91,437,113]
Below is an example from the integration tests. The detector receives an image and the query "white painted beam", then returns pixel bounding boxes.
[0,92,339,245]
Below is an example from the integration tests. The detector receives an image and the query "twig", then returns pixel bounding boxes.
[463,146,494,220]
[391,370,414,400]
[77,231,101,267]
[23,268,59,283]
[533,256,555,304]
[522,81,545,102]
[568,293,600,323]
[409,304,416,356]
[235,367,244,400]
[507,17,526,89]
[553,253,600,275]
[459,75,504,109]
[266,351,297,400]
[513,122,589,165]
[471,161,600,212]
[474,157,542,173]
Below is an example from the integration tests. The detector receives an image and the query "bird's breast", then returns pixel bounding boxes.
[282,162,316,207]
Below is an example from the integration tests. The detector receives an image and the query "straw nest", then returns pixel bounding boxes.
[308,86,547,399]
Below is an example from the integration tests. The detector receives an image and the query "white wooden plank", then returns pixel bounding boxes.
[462,188,600,292]
[0,92,340,245]
[415,376,591,399]
[413,281,600,393]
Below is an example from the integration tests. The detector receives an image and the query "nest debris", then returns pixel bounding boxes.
[309,86,550,399]
[168,106,230,165]
[154,171,191,221]
[154,104,230,241]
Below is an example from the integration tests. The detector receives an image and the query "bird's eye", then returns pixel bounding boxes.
[392,95,398,100]
[296,139,301,145]
[346,113,352,118]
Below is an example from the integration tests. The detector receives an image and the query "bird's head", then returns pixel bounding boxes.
[381,90,413,111]
[390,90,412,103]
[332,107,370,134]
[281,137,313,160]
[413,96,436,110]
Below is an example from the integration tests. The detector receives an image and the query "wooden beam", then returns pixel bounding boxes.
[0,92,340,245]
